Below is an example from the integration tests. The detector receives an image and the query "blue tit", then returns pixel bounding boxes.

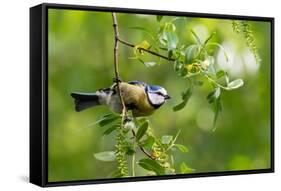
[70,81,170,117]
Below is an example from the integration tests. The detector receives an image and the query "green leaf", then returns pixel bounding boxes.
[136,117,147,124]
[206,55,215,65]
[101,113,115,118]
[174,144,189,153]
[158,33,168,46]
[173,100,188,111]
[141,136,155,149]
[99,116,120,127]
[168,50,173,59]
[125,149,135,156]
[190,30,202,45]
[225,72,229,84]
[138,58,145,64]
[206,61,216,77]
[164,22,176,32]
[165,31,178,51]
[206,87,222,130]
[203,32,216,46]
[207,87,221,104]
[93,151,116,162]
[125,145,135,155]
[156,15,163,22]
[182,87,193,99]
[173,88,192,111]
[207,42,229,62]
[185,44,200,63]
[179,66,188,77]
[174,60,182,72]
[138,158,165,175]
[216,70,226,79]
[87,113,119,127]
[136,120,149,141]
[161,135,173,145]
[213,98,222,129]
[216,70,231,87]
[180,162,194,173]
[159,23,178,50]
[143,61,157,67]
[227,79,244,90]
[103,125,118,135]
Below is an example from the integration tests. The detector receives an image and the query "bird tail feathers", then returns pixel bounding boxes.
[71,92,100,112]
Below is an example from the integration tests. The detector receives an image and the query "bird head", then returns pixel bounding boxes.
[145,85,171,108]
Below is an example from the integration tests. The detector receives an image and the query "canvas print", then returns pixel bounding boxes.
[48,8,272,182]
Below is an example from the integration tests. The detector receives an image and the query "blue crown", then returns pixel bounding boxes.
[146,85,162,92]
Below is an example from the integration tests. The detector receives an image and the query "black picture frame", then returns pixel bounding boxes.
[30,3,275,187]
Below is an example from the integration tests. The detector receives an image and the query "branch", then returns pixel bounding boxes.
[112,13,156,159]
[118,37,175,61]
[112,12,154,160]
[112,13,127,117]
[131,129,154,160]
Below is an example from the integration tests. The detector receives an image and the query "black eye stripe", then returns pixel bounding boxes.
[155,92,164,96]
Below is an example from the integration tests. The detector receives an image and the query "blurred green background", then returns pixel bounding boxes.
[48,9,271,182]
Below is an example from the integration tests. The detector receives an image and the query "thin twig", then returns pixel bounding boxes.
[140,146,154,160]
[117,37,175,61]
[112,13,127,117]
[131,129,154,160]
[131,131,136,176]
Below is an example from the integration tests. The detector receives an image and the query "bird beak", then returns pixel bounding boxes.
[164,95,171,100]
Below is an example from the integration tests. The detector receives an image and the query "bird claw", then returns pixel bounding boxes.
[123,116,133,124]
[113,77,122,83]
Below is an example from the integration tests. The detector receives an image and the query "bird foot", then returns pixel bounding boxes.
[123,116,133,124]
[113,77,122,83]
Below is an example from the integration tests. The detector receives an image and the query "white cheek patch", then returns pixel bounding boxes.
[160,89,168,96]
[148,93,165,105]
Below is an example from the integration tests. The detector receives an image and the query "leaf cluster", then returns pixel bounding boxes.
[93,115,192,176]
[127,17,245,129]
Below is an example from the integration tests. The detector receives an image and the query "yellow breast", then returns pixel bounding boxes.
[119,82,155,117]
[132,93,155,117]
